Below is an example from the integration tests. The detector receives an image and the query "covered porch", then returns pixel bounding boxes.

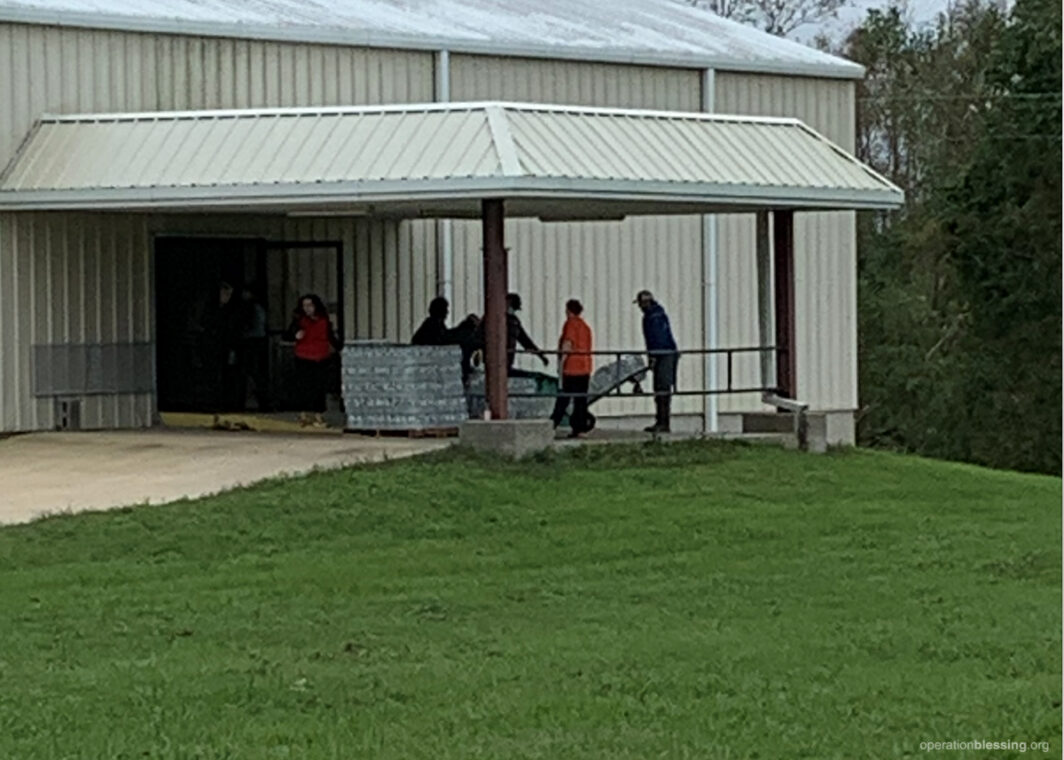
[0,101,903,441]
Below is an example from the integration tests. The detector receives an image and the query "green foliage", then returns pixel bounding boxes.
[0,445,1060,758]
[943,0,1062,473]
[847,0,1061,474]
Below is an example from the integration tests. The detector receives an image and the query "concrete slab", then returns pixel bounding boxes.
[0,429,446,525]
[460,419,554,458]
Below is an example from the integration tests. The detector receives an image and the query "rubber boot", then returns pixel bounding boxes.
[644,398,661,433]
[645,397,667,433]
[658,396,672,433]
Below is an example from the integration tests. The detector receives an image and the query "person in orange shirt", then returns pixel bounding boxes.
[550,299,594,438]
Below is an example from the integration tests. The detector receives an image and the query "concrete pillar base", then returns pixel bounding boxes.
[460,419,553,459]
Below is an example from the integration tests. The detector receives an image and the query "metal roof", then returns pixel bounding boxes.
[0,102,904,218]
[0,0,864,79]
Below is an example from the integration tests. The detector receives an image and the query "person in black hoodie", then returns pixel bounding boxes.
[411,297,479,347]
[201,280,244,412]
[635,289,679,433]
[464,292,549,380]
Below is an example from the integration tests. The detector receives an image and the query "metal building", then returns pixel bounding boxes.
[0,0,883,439]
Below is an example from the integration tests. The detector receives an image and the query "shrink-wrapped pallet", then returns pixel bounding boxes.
[342,343,467,431]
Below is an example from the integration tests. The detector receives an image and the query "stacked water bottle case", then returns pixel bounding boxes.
[341,343,467,432]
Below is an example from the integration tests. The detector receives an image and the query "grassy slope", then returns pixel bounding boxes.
[0,442,1059,759]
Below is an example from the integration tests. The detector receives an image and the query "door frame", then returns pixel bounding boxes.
[150,235,345,418]
[258,240,345,342]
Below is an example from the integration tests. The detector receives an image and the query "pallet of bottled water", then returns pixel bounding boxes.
[464,371,556,420]
[341,342,467,431]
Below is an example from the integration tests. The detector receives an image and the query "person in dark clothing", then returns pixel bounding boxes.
[240,285,271,411]
[635,289,679,433]
[285,293,342,428]
[202,280,244,412]
[411,297,479,347]
[466,292,549,377]
[503,293,549,375]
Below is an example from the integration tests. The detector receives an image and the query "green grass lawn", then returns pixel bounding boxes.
[0,442,1059,759]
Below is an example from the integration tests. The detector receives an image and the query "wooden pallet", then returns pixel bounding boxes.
[347,426,459,439]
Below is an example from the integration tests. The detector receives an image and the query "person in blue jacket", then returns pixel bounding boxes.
[634,289,679,433]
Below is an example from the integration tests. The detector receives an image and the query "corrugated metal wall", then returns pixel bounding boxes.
[448,54,704,417]
[278,217,436,343]
[0,21,433,430]
[0,22,433,165]
[713,72,858,413]
[0,212,154,430]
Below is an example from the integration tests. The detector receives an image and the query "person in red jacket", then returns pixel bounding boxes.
[286,293,341,428]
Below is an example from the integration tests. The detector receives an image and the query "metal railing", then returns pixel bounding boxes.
[501,346,778,399]
[488,345,811,450]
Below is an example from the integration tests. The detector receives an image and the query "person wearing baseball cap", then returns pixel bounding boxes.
[468,292,549,376]
[634,289,679,433]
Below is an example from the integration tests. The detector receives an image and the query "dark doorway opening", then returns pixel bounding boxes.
[154,237,343,414]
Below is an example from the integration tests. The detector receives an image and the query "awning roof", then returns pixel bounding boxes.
[0,102,903,219]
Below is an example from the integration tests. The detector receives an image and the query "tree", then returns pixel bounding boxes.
[844,0,1061,474]
[940,0,1062,472]
[681,0,848,35]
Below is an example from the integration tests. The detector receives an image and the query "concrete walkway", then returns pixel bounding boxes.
[0,429,446,525]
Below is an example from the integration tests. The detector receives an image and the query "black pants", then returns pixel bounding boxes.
[551,374,591,433]
[294,357,330,413]
[241,338,270,411]
[652,352,679,428]
[214,349,244,413]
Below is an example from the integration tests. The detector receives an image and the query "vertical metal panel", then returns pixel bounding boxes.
[714,72,858,414]
[279,217,435,343]
[2,21,434,162]
[0,212,154,432]
[449,54,704,417]
[0,21,434,431]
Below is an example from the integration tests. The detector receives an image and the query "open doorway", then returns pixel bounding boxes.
[154,237,343,417]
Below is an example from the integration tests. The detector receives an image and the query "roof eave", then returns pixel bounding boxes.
[0,177,904,214]
[0,6,867,80]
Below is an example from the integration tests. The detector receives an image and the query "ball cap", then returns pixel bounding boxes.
[633,289,654,304]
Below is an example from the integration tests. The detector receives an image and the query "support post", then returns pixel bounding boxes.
[755,211,775,394]
[773,210,796,400]
[482,199,508,420]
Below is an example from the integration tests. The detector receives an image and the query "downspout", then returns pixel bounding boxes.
[701,68,718,434]
[435,50,454,307]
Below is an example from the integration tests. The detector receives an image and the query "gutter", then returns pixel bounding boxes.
[702,67,718,435]
[434,50,454,309]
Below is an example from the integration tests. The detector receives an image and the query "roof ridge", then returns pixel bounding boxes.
[39,100,806,126]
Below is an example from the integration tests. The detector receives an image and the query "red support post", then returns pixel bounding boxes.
[482,198,508,420]
[773,210,796,399]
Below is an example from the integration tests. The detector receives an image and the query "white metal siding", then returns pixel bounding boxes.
[0,22,434,166]
[713,72,858,413]
[0,212,153,431]
[449,54,704,417]
[279,216,436,343]
[0,21,433,431]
